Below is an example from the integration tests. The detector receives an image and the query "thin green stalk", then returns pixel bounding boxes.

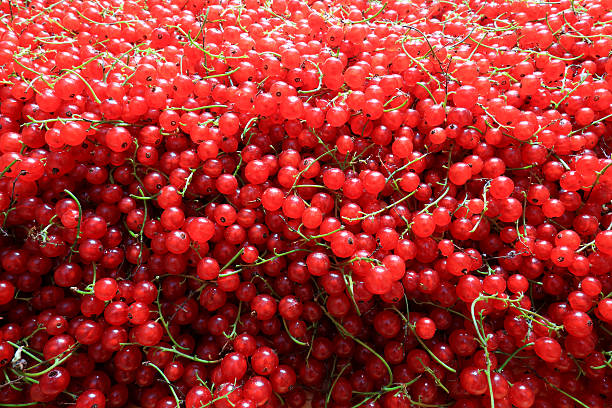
[144,362,181,408]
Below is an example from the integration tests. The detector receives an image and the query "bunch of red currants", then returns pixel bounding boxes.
[0,0,611,407]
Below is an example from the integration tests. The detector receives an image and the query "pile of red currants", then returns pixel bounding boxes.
[0,0,611,407]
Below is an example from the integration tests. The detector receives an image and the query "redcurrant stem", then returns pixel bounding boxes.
[349,190,416,222]
[513,305,563,331]
[584,160,612,201]
[419,185,450,215]
[129,192,159,200]
[233,117,259,176]
[413,327,456,373]
[322,306,394,387]
[470,296,496,408]
[289,147,337,193]
[136,187,148,264]
[545,380,590,408]
[120,70,137,86]
[199,393,236,408]
[23,344,77,377]
[0,159,18,178]
[70,286,94,295]
[101,44,144,82]
[65,70,102,104]
[343,274,362,316]
[252,272,279,299]
[6,341,42,363]
[242,249,311,267]
[399,40,441,86]
[309,227,346,241]
[9,368,37,384]
[350,396,379,408]
[340,256,381,267]
[178,26,248,59]
[154,346,220,364]
[325,362,348,408]
[155,289,188,351]
[219,248,245,272]
[354,377,421,396]
[298,60,323,95]
[469,186,490,233]
[11,59,53,88]
[289,224,331,249]
[223,302,242,340]
[570,112,612,136]
[497,342,534,372]
[63,189,83,257]
[235,5,248,32]
[218,268,243,278]
[421,364,449,393]
[384,153,430,185]
[3,368,23,391]
[590,354,612,370]
[383,94,409,112]
[398,300,457,374]
[407,398,452,407]
[552,73,588,109]
[179,167,199,196]
[143,362,181,408]
[168,104,228,112]
[283,318,308,346]
[291,184,327,189]
[348,2,387,24]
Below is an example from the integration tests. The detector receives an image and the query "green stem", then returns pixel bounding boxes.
[144,362,181,408]
[497,342,534,372]
[0,159,18,178]
[322,307,394,387]
[545,381,590,408]
[470,297,494,408]
[220,248,244,272]
[282,318,308,346]
[350,2,387,24]
[154,346,220,364]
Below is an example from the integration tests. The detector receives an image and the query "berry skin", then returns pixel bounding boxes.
[534,337,562,363]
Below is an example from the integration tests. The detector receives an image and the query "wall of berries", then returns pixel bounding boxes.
[0,0,611,407]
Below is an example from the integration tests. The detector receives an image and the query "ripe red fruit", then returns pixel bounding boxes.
[534,337,562,363]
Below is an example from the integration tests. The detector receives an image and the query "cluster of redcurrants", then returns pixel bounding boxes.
[0,0,611,407]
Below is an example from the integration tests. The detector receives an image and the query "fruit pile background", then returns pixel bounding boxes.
[0,0,611,407]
